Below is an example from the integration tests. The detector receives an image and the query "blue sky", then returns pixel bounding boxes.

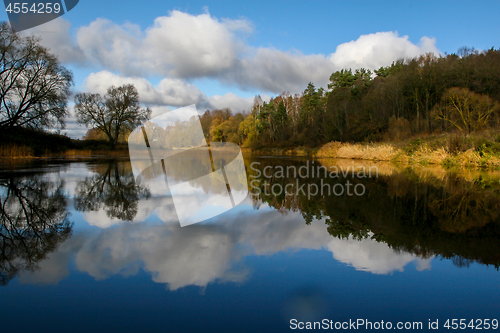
[1,0,499,137]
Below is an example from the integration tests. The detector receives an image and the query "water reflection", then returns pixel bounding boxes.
[248,158,500,270]
[19,209,430,289]
[1,157,499,289]
[0,173,72,285]
[74,160,150,221]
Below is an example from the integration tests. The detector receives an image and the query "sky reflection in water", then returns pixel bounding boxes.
[0,159,499,332]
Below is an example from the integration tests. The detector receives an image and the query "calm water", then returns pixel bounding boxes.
[1,157,499,332]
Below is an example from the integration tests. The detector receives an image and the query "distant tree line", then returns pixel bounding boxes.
[201,47,500,148]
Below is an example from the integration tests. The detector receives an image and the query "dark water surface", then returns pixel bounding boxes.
[1,157,499,332]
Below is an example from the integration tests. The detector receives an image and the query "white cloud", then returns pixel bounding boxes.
[83,71,207,106]
[142,11,250,78]
[22,17,86,64]
[82,71,258,113]
[221,32,440,93]
[34,13,440,96]
[72,223,247,290]
[206,93,255,113]
[76,18,144,75]
[328,32,440,71]
[326,236,431,275]
[148,105,173,119]
[226,48,336,93]
[73,11,250,79]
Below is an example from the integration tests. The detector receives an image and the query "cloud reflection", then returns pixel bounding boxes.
[19,202,431,289]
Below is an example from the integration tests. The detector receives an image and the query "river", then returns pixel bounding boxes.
[0,156,499,332]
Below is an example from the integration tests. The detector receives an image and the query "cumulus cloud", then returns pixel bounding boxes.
[34,13,440,96]
[226,49,337,93]
[74,11,250,78]
[206,92,255,113]
[73,222,247,290]
[22,17,86,64]
[222,32,440,93]
[328,32,439,71]
[82,70,257,112]
[76,18,145,75]
[142,11,250,78]
[83,71,207,106]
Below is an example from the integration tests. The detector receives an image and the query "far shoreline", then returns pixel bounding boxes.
[3,127,500,171]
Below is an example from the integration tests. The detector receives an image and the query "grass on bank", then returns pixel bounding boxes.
[0,144,34,158]
[0,127,129,159]
[315,130,500,170]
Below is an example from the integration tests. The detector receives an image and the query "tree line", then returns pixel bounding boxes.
[203,47,500,148]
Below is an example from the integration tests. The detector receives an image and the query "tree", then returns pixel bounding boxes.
[75,84,151,147]
[0,22,73,129]
[74,160,150,221]
[432,87,500,135]
[83,128,107,141]
[238,114,257,147]
[0,174,71,285]
[328,69,356,90]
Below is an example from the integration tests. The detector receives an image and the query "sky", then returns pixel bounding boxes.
[1,0,499,138]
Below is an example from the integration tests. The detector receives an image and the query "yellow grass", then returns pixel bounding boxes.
[0,144,34,158]
[395,146,450,165]
[316,141,397,161]
[255,132,500,171]
[65,149,92,156]
[317,158,397,177]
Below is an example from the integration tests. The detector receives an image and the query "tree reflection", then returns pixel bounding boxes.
[0,174,72,285]
[247,158,500,269]
[74,160,150,221]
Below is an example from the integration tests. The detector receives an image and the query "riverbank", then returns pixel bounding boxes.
[252,131,500,170]
[6,127,500,170]
[0,127,129,159]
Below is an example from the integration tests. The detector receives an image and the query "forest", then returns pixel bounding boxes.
[196,47,500,149]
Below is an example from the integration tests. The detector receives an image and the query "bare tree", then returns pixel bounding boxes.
[0,22,73,129]
[0,175,71,285]
[432,87,500,135]
[75,84,151,147]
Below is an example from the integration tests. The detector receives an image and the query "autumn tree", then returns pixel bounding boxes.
[75,84,151,147]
